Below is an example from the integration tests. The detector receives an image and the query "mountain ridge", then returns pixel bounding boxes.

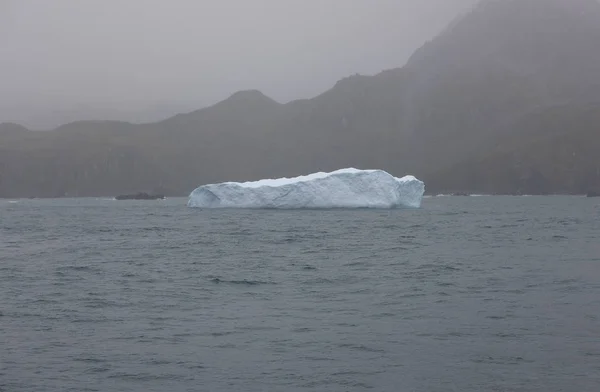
[2,0,600,197]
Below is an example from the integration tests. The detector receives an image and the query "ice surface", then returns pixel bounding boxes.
[187,168,425,209]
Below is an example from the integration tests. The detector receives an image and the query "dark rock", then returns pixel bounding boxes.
[586,191,600,197]
[115,192,165,200]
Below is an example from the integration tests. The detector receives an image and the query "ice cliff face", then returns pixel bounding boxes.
[187,168,425,209]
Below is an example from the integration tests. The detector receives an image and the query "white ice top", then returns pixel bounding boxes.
[221,168,417,188]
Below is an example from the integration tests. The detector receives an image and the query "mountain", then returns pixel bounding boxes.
[0,101,200,131]
[0,123,30,138]
[429,102,600,194]
[400,0,600,192]
[2,0,600,198]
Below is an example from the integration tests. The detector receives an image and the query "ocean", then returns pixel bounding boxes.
[1,196,599,391]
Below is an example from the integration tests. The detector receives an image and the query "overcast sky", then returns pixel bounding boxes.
[1,0,476,129]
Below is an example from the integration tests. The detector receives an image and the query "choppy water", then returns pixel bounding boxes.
[1,196,600,392]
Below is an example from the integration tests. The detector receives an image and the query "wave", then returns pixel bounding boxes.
[209,277,276,285]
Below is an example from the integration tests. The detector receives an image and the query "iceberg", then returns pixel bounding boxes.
[187,168,425,209]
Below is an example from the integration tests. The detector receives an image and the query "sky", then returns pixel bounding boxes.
[1,0,477,129]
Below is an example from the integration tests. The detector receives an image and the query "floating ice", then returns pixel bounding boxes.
[187,168,425,209]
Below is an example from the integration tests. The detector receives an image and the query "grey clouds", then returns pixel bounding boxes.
[1,0,476,129]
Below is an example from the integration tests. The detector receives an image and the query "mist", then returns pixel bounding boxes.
[1,0,476,129]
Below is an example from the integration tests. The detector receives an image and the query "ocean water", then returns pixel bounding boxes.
[1,196,599,392]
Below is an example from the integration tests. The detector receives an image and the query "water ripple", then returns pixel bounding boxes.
[1,196,599,392]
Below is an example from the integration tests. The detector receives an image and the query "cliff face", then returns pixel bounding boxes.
[2,0,600,197]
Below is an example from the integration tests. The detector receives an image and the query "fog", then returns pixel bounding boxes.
[1,0,476,129]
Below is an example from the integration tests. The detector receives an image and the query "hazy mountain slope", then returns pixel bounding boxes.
[2,0,600,197]
[402,0,600,175]
[427,103,600,194]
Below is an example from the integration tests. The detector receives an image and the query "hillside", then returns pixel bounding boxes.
[427,103,600,194]
[2,0,600,198]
